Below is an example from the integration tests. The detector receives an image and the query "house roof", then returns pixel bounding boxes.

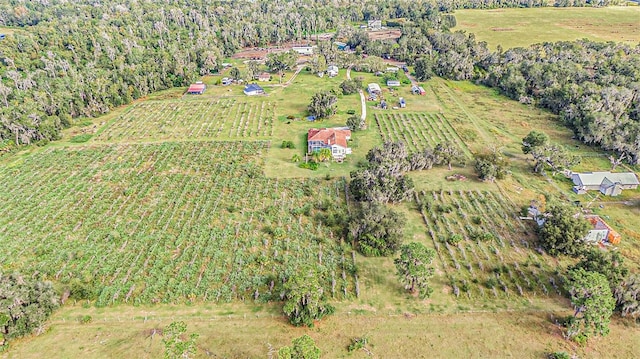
[244,84,264,93]
[585,215,621,242]
[308,128,351,149]
[572,172,640,187]
[328,65,339,71]
[387,80,400,86]
[258,72,270,79]
[187,83,206,92]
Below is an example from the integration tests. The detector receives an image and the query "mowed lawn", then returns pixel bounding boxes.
[453,6,640,49]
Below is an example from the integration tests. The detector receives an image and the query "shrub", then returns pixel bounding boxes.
[281,140,296,149]
[547,352,571,359]
[299,162,319,170]
[346,109,356,115]
[78,315,92,324]
[70,134,93,143]
[447,234,463,245]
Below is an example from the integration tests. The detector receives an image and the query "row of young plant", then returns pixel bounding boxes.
[374,112,470,157]
[0,141,355,306]
[415,189,561,300]
[93,99,274,142]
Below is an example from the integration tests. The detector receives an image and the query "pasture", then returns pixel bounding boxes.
[453,7,640,50]
[0,141,355,306]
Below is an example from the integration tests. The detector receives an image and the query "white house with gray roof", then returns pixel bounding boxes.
[571,171,639,196]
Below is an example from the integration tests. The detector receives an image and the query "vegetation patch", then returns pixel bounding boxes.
[0,141,355,306]
[94,99,274,142]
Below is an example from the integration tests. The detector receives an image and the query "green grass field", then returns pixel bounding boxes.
[453,6,640,50]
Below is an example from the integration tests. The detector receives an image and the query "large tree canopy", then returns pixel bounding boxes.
[348,202,406,257]
[395,242,436,298]
[564,269,616,339]
[537,202,590,257]
[0,273,59,347]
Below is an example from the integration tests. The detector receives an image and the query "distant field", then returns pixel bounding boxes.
[0,141,355,305]
[454,6,640,49]
[93,99,274,142]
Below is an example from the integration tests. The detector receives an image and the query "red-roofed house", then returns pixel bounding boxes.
[307,128,352,160]
[187,82,206,94]
[584,215,621,245]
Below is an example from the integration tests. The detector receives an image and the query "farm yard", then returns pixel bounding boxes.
[93,99,275,142]
[0,141,356,306]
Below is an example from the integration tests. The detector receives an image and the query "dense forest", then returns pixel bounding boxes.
[0,0,638,162]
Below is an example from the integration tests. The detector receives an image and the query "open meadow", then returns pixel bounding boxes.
[453,6,640,50]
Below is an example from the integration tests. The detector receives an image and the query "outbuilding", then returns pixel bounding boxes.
[187,82,206,94]
[243,84,265,96]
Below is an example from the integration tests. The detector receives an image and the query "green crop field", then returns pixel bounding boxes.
[0,141,356,306]
[374,112,473,158]
[93,99,275,142]
[416,189,562,300]
[453,6,640,50]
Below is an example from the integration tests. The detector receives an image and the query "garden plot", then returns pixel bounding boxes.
[94,99,274,142]
[0,141,354,305]
[374,113,472,158]
[415,190,562,300]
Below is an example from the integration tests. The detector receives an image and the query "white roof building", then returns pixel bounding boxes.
[571,171,639,196]
[367,83,381,94]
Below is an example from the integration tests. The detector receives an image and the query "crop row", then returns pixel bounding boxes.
[415,190,561,300]
[0,141,354,305]
[374,112,471,157]
[94,99,274,142]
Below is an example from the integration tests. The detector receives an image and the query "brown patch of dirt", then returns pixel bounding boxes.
[367,29,402,41]
[491,28,514,32]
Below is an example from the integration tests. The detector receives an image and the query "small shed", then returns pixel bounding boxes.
[387,80,401,87]
[292,46,315,55]
[243,84,265,96]
[187,82,206,94]
[327,65,339,77]
[258,73,271,82]
[334,42,348,51]
[367,83,381,95]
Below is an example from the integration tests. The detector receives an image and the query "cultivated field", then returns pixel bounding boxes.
[416,190,562,300]
[454,7,640,49]
[0,141,355,305]
[374,112,473,158]
[93,99,274,142]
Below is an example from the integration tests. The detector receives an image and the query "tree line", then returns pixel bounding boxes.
[0,0,585,147]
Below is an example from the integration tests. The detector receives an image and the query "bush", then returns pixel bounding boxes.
[547,352,571,359]
[281,140,296,149]
[70,134,93,143]
[346,109,356,115]
[78,315,92,324]
[299,162,319,170]
[446,234,463,245]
